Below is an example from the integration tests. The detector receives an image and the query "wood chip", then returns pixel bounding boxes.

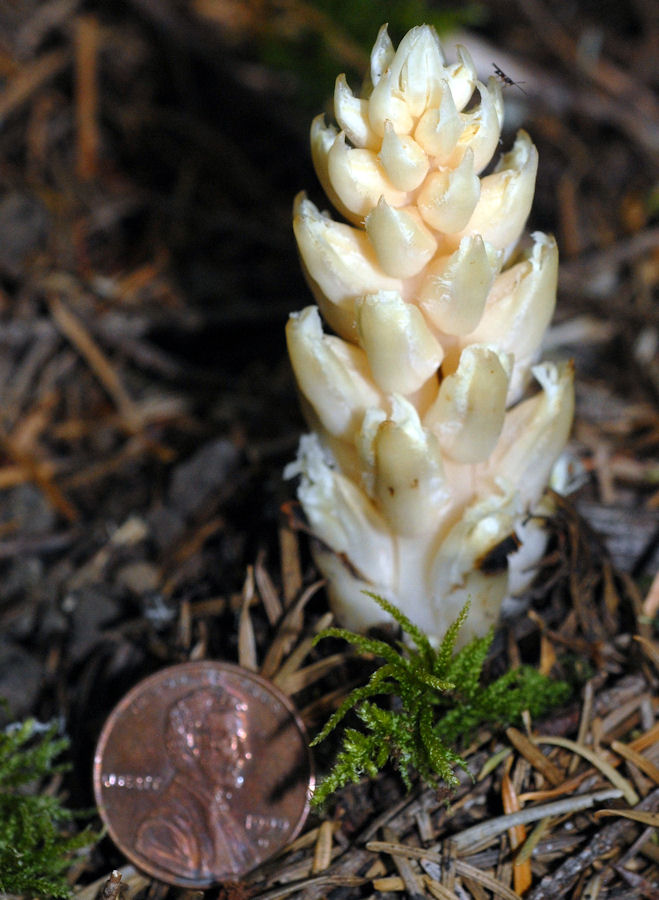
[515,816,552,865]
[254,550,283,625]
[414,808,434,844]
[73,866,149,900]
[251,874,368,900]
[630,721,659,754]
[453,860,523,900]
[274,652,347,696]
[477,746,513,780]
[570,679,595,774]
[0,48,70,121]
[100,870,122,900]
[634,634,659,672]
[0,427,78,522]
[501,771,532,895]
[48,294,142,432]
[506,727,564,786]
[382,826,425,900]
[643,570,659,619]
[424,876,460,900]
[534,735,640,806]
[366,840,442,866]
[539,632,557,676]
[593,808,659,826]
[259,580,324,680]
[75,15,100,179]
[273,610,333,683]
[517,769,592,804]
[371,875,410,891]
[238,565,258,671]
[448,789,623,854]
[310,820,334,874]
[598,692,648,740]
[610,739,659,785]
[526,787,659,900]
[279,523,303,605]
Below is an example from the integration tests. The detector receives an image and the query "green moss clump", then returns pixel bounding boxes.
[0,717,98,899]
[311,593,570,806]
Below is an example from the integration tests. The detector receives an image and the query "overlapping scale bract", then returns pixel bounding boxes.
[286,25,574,643]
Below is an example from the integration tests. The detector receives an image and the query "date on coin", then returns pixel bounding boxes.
[93,661,313,888]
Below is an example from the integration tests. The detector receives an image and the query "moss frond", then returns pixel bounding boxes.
[433,601,472,678]
[311,594,570,807]
[312,625,407,670]
[0,718,99,899]
[311,721,393,807]
[310,666,398,746]
[362,591,435,666]
[0,719,69,790]
[443,628,494,700]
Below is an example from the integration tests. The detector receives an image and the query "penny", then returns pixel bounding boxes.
[93,661,313,888]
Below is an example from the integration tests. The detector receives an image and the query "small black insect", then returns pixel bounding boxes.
[493,63,527,95]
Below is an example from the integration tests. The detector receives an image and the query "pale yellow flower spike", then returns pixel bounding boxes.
[285,24,574,644]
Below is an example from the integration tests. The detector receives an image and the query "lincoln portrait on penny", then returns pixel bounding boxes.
[135,687,254,879]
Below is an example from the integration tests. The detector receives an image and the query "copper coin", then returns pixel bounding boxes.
[93,661,313,888]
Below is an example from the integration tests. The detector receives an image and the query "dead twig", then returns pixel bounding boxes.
[447,788,623,855]
[0,48,70,122]
[75,15,100,179]
[0,426,78,522]
[48,295,143,432]
[526,787,659,899]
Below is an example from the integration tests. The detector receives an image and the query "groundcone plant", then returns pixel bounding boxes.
[285,24,574,643]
